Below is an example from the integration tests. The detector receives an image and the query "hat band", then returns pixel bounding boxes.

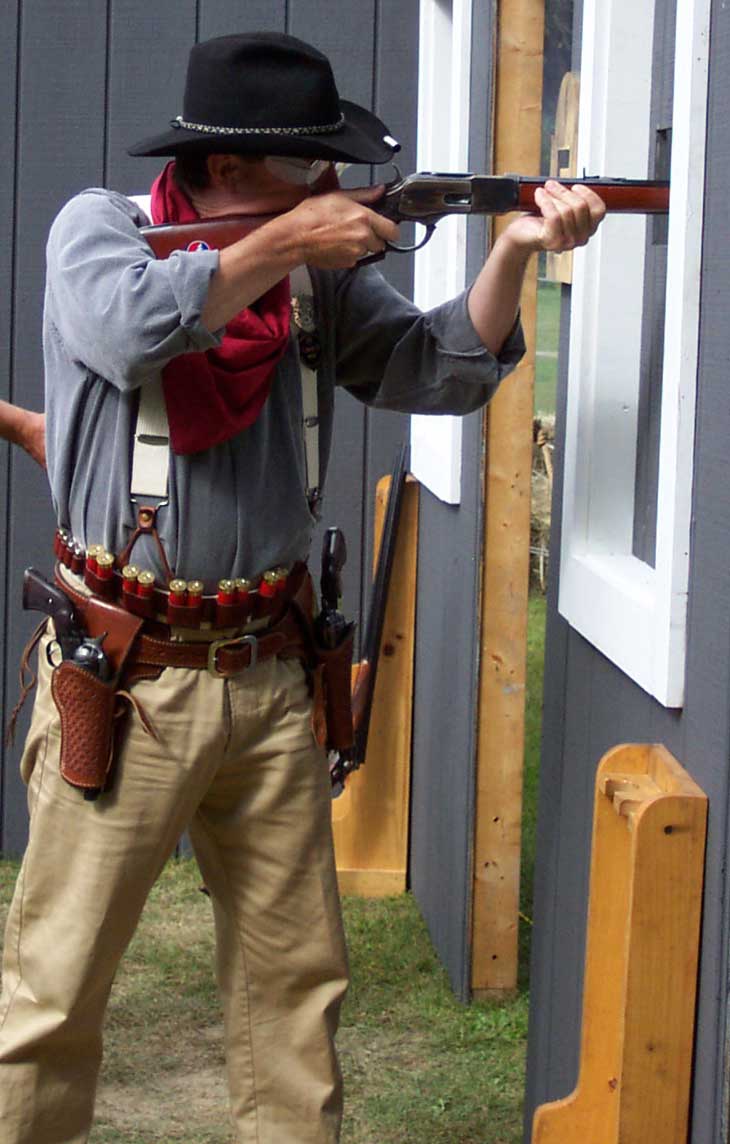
[171,113,346,137]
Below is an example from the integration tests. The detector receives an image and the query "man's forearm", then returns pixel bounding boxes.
[200,214,304,333]
[0,399,31,446]
[467,231,534,356]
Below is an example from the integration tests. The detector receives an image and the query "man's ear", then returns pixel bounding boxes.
[206,153,245,190]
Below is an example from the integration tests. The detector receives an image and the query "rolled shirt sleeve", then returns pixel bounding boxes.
[332,264,526,415]
[44,189,223,392]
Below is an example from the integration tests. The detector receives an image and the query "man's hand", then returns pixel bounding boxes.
[503,180,607,254]
[202,184,401,331]
[467,181,607,355]
[0,400,46,469]
[288,185,401,269]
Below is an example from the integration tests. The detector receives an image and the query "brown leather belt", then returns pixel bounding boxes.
[56,566,315,680]
[133,617,306,677]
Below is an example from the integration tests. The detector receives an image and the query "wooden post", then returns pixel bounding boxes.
[532,744,707,1144]
[332,476,419,897]
[471,0,545,995]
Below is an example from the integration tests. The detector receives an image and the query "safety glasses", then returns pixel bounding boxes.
[264,157,351,185]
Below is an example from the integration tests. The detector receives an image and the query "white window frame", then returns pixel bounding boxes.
[558,0,710,708]
[409,0,473,505]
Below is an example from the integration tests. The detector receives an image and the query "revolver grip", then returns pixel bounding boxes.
[22,567,78,639]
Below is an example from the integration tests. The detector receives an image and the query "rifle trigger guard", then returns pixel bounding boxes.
[385,223,437,255]
[356,222,437,268]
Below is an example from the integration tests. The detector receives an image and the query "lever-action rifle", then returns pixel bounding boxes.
[140,172,670,260]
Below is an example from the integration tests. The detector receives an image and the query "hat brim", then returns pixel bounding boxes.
[127,100,399,165]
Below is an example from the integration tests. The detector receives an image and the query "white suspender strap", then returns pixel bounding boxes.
[131,381,171,502]
[289,264,320,510]
[128,194,170,502]
[130,193,152,219]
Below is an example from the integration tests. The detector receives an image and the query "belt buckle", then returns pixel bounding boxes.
[207,633,258,678]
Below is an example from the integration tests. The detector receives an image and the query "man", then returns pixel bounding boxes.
[0,31,605,1144]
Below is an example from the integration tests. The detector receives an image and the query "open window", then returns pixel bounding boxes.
[558,0,710,707]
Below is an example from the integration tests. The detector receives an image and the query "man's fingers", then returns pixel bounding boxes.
[570,184,607,235]
[534,186,566,251]
[333,185,400,243]
[538,180,608,250]
[544,181,583,247]
[294,183,400,267]
[342,184,386,204]
[370,213,400,243]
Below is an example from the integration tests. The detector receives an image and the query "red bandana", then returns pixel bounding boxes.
[150,162,291,455]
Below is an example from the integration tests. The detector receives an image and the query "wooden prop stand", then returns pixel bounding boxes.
[532,744,707,1144]
[332,475,419,897]
[472,0,544,995]
[546,71,581,285]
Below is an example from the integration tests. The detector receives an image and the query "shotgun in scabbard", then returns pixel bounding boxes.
[139,172,670,260]
[328,442,409,795]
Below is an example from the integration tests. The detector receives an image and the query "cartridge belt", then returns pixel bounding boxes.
[53,529,305,631]
[55,564,316,680]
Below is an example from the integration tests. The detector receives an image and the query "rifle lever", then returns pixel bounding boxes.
[357,222,437,266]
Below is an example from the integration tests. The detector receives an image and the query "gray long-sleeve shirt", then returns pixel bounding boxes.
[44,188,525,584]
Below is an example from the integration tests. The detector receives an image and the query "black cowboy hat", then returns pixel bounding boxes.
[128,32,400,165]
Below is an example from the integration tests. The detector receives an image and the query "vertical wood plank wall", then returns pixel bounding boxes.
[524,2,730,1141]
[0,0,419,854]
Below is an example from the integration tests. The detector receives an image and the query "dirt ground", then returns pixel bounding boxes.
[91,1025,418,1143]
[92,1025,232,1142]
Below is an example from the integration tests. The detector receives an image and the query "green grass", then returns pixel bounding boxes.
[536,280,562,351]
[534,279,561,416]
[0,595,548,1143]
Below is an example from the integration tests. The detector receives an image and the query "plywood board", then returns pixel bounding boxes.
[333,477,418,896]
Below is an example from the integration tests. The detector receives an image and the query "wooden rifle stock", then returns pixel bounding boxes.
[140,213,272,260]
[349,659,371,739]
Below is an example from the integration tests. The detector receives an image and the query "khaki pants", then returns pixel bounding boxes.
[0,636,348,1144]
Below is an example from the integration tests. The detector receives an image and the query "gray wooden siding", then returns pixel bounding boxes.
[524,1,730,1140]
[409,0,496,1001]
[0,0,419,853]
